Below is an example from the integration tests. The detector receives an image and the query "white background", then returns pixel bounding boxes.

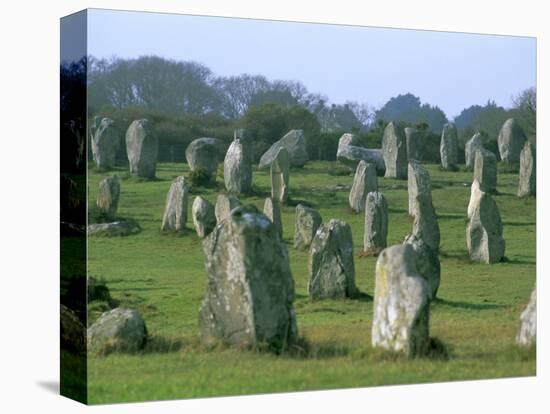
[0,0,547,412]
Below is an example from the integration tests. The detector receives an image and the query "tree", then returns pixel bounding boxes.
[510,87,536,141]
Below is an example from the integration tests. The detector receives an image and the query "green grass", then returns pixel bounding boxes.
[86,161,536,404]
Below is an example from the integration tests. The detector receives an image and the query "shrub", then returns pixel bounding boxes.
[189,168,215,188]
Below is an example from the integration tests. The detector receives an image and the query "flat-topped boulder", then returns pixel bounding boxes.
[349,161,378,213]
[224,130,253,194]
[518,141,536,197]
[88,308,147,355]
[270,148,290,204]
[336,133,385,176]
[185,137,225,174]
[91,117,119,170]
[440,123,458,170]
[294,204,322,250]
[405,127,422,161]
[516,287,536,347]
[382,122,408,179]
[87,220,141,237]
[161,176,189,232]
[263,197,283,238]
[96,175,120,220]
[363,191,388,254]
[498,118,526,165]
[192,196,216,238]
[126,119,158,179]
[465,132,483,170]
[258,129,308,169]
[214,194,242,223]
[474,148,497,193]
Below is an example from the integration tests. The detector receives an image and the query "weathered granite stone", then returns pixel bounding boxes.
[88,308,147,355]
[215,194,242,223]
[258,129,308,169]
[440,123,458,170]
[405,127,422,161]
[516,288,536,347]
[474,148,497,193]
[91,117,119,170]
[382,122,408,179]
[96,175,120,220]
[336,133,386,176]
[224,131,253,194]
[185,137,224,174]
[126,119,158,178]
[61,305,85,354]
[192,196,216,238]
[465,132,483,170]
[498,118,526,165]
[349,161,378,213]
[364,192,388,254]
[271,148,290,204]
[372,244,431,357]
[263,197,283,238]
[403,234,441,300]
[199,205,297,351]
[518,141,536,197]
[308,219,357,299]
[87,220,141,237]
[466,180,505,263]
[161,176,189,232]
[294,204,322,250]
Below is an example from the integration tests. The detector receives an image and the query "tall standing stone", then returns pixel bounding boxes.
[96,175,120,220]
[192,196,216,238]
[372,244,431,357]
[308,219,357,299]
[271,148,290,204]
[185,137,224,175]
[466,180,505,264]
[403,234,441,300]
[440,123,458,170]
[224,130,253,194]
[464,132,483,170]
[516,287,536,347]
[125,119,158,179]
[363,192,388,254]
[199,205,297,351]
[161,176,189,232]
[294,204,322,250]
[518,141,536,197]
[215,194,242,224]
[258,129,308,169]
[349,161,378,213]
[474,148,497,193]
[498,118,526,166]
[382,122,408,179]
[405,127,422,161]
[91,117,119,170]
[263,197,283,238]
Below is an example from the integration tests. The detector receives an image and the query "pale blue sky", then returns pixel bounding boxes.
[87,8,536,119]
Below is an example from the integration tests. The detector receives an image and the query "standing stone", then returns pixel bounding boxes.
[405,127,422,161]
[294,204,322,250]
[473,148,497,193]
[336,133,386,176]
[349,161,378,213]
[308,219,357,299]
[440,123,458,170]
[161,176,189,232]
[258,129,308,169]
[185,137,224,175]
[215,194,242,223]
[498,118,526,165]
[224,130,253,194]
[192,196,216,238]
[199,205,297,351]
[403,234,441,299]
[96,175,120,220]
[516,288,536,347]
[382,122,408,179]
[125,119,158,179]
[91,117,119,170]
[372,244,431,357]
[363,192,388,254]
[464,132,483,170]
[518,141,536,197]
[271,148,290,204]
[466,180,505,264]
[263,197,283,238]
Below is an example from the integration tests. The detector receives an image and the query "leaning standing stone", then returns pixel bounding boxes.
[440,123,458,170]
[473,148,497,193]
[498,118,526,166]
[88,308,147,355]
[161,176,189,232]
[185,137,224,175]
[263,197,283,238]
[96,175,120,220]
[405,127,422,161]
[258,129,308,169]
[349,161,378,213]
[294,204,322,250]
[91,117,119,170]
[403,234,441,300]
[372,244,430,357]
[192,196,216,238]
[518,141,536,197]
[382,122,408,179]
[199,205,297,351]
[516,287,536,347]
[464,132,483,170]
[308,219,357,299]
[125,119,158,179]
[364,192,388,254]
[224,130,253,194]
[271,147,290,204]
[214,194,242,223]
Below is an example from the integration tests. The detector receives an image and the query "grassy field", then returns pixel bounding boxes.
[86,160,535,404]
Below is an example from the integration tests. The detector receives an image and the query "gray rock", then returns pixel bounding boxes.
[516,288,536,347]
[185,137,224,174]
[87,220,141,237]
[405,127,422,161]
[336,133,386,176]
[466,180,505,263]
[403,234,441,299]
[215,194,242,223]
[125,119,158,179]
[440,123,458,170]
[96,175,120,220]
[474,148,497,193]
[294,204,322,250]
[192,196,216,238]
[258,129,308,169]
[518,141,536,197]
[382,122,408,179]
[224,132,253,194]
[161,176,189,232]
[371,244,431,357]
[263,197,283,238]
[308,219,357,299]
[498,118,526,165]
[349,161,378,213]
[364,192,388,254]
[91,117,119,170]
[88,308,147,355]
[464,132,483,170]
[271,148,290,204]
[199,205,297,351]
